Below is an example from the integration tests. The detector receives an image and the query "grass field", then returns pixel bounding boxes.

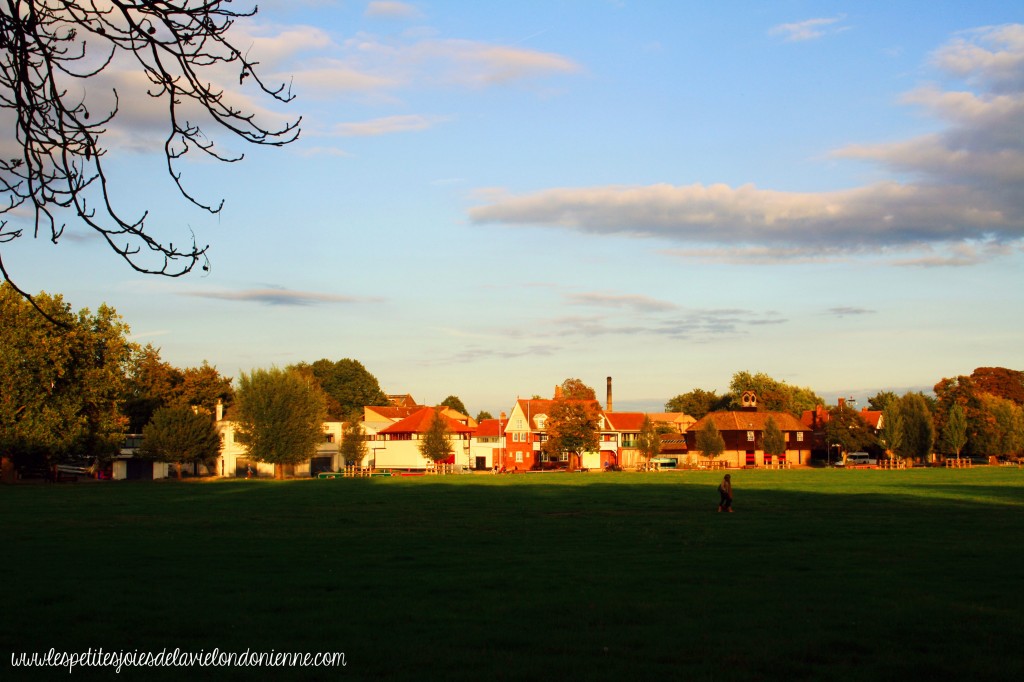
[3,468,1023,680]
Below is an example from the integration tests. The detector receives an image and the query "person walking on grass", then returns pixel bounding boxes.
[718,474,734,512]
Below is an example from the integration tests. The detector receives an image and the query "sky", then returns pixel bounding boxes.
[4,1,1024,416]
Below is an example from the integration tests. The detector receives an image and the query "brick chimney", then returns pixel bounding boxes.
[554,385,563,399]
[606,376,613,412]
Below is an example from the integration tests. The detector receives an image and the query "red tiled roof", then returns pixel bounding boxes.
[690,411,810,433]
[368,406,420,420]
[517,398,603,430]
[604,412,647,431]
[860,409,883,429]
[474,419,505,438]
[800,405,883,430]
[379,407,476,435]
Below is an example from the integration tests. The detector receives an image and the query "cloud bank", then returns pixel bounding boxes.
[469,25,1024,266]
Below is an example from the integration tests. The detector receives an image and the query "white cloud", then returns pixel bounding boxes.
[769,16,847,43]
[932,24,1024,93]
[364,1,424,21]
[565,292,677,312]
[332,114,450,136]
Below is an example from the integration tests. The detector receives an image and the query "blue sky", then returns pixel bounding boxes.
[4,1,1023,416]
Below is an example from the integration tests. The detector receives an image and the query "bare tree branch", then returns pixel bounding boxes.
[0,0,300,306]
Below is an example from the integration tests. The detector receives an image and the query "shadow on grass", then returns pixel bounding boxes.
[2,471,1022,681]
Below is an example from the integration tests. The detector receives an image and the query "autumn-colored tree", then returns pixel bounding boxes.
[560,378,597,401]
[543,397,601,471]
[970,367,1024,405]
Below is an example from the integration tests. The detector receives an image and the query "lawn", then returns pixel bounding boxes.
[3,468,1023,681]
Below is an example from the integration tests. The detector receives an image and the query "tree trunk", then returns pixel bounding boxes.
[176,462,182,480]
[275,463,284,480]
[1,456,16,484]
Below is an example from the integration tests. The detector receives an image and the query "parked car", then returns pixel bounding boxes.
[837,452,877,467]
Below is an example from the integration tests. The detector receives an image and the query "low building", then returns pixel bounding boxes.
[685,392,812,467]
[368,407,475,470]
[469,418,504,471]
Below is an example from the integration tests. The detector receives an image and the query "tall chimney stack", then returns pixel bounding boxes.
[606,376,613,412]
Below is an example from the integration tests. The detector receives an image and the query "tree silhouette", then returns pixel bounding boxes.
[0,1,299,310]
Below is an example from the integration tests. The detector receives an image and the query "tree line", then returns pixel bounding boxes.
[5,285,1022,481]
[667,369,1024,461]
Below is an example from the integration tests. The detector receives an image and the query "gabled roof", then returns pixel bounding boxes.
[689,411,810,433]
[378,407,476,435]
[387,394,418,408]
[513,397,603,430]
[800,405,883,430]
[604,412,647,431]
[473,419,505,438]
[366,405,420,421]
[860,409,883,429]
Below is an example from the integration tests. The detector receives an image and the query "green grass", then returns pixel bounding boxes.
[3,468,1023,681]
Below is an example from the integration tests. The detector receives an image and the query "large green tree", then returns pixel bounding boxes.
[1,284,132,477]
[419,409,454,465]
[543,396,601,471]
[880,398,905,459]
[234,368,327,479]
[868,390,900,412]
[665,388,730,419]
[291,359,388,420]
[440,395,468,416]
[826,404,877,456]
[939,403,967,458]
[729,371,822,417]
[896,393,935,463]
[141,405,221,479]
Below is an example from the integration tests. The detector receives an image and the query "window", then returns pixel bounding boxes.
[559,453,569,462]
[515,452,523,463]
[747,431,755,442]
[797,432,804,442]
[324,433,335,443]
[515,418,524,430]
[784,432,789,442]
